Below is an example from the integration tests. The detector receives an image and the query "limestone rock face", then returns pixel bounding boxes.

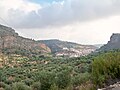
[0,24,51,57]
[99,33,120,51]
[110,33,120,43]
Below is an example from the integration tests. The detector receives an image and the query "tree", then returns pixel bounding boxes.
[56,70,71,89]
[33,71,55,90]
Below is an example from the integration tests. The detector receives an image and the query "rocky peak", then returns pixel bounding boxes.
[0,24,18,36]
[99,33,120,51]
[110,33,120,43]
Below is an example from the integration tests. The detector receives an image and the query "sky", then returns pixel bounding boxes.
[0,0,120,45]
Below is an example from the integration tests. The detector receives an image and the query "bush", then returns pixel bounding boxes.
[92,51,120,87]
[12,82,31,90]
[4,85,12,90]
[72,73,90,86]
[23,79,33,86]
[0,82,6,88]
[33,71,55,90]
[55,70,71,89]
[32,82,41,90]
[50,84,58,90]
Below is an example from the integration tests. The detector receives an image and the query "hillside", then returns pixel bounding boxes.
[39,39,97,57]
[0,25,120,90]
[0,24,97,58]
[99,33,120,51]
[0,24,51,57]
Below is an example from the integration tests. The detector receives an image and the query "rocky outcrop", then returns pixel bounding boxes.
[98,82,120,90]
[99,33,120,51]
[0,24,51,57]
[110,33,120,43]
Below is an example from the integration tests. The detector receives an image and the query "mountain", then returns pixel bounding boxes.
[0,24,51,57]
[39,39,97,57]
[99,33,120,51]
[0,24,98,58]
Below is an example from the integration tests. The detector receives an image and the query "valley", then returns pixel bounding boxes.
[0,24,120,90]
[0,0,120,90]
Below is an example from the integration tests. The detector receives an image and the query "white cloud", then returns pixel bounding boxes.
[0,0,41,12]
[0,0,41,26]
[16,15,120,44]
[0,0,120,44]
[1,0,120,28]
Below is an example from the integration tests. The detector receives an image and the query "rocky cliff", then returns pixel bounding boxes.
[0,24,51,57]
[99,33,120,51]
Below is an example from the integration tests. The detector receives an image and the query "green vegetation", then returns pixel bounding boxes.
[0,50,120,90]
[92,50,120,88]
[0,54,94,90]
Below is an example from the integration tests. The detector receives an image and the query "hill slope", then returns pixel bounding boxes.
[0,24,51,57]
[39,39,97,57]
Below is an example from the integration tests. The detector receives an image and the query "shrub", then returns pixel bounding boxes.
[23,79,33,86]
[4,85,12,90]
[0,82,6,88]
[92,51,120,87]
[12,82,31,90]
[33,71,55,90]
[55,70,71,89]
[32,82,41,90]
[50,84,58,90]
[72,73,90,86]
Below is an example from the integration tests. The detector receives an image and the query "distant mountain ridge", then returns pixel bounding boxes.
[99,33,120,51]
[39,39,97,57]
[39,39,82,53]
[0,24,51,57]
[0,24,98,58]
